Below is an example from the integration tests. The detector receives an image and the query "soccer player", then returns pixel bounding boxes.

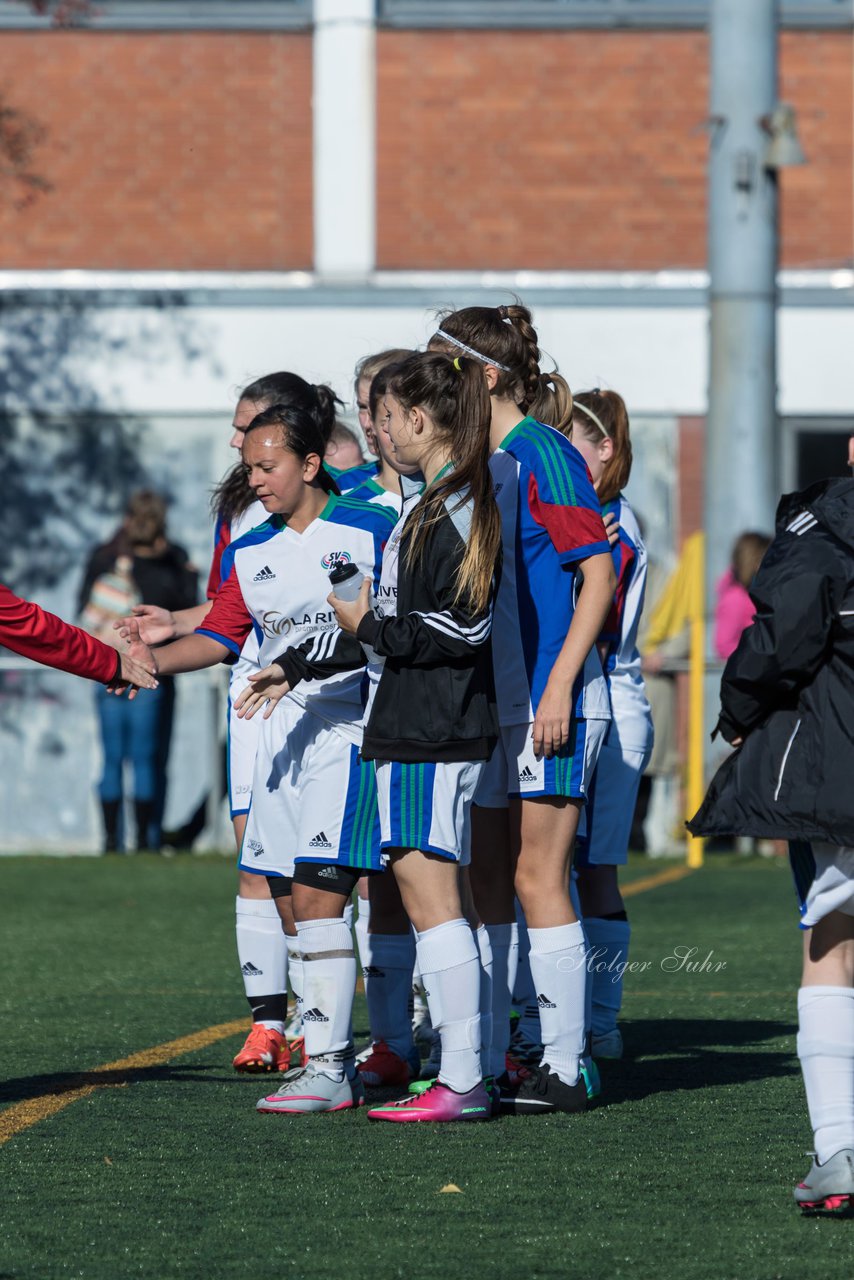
[689,453,854,1214]
[430,304,615,1115]
[127,399,396,1115]
[568,389,654,1061]
[119,374,341,1075]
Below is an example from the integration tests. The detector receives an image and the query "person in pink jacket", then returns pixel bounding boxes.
[714,532,772,661]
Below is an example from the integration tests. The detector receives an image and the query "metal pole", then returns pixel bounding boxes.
[706,0,780,607]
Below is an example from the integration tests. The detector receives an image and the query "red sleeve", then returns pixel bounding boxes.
[0,582,118,683]
[206,515,231,600]
[527,473,610,564]
[195,569,253,655]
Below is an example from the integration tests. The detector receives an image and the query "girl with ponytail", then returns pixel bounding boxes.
[429,305,616,1117]
[238,351,502,1122]
[565,388,654,1063]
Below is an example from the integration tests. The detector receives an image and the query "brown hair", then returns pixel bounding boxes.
[354,348,414,398]
[124,490,167,548]
[731,531,772,588]
[244,402,338,495]
[429,302,573,433]
[385,352,500,613]
[571,388,633,504]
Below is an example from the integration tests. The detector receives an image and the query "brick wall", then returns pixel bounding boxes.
[0,33,313,269]
[377,30,853,271]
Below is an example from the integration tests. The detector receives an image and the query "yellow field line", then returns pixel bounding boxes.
[622,865,695,898]
[0,1017,247,1147]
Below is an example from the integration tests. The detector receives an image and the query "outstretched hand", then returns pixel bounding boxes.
[106,651,159,700]
[114,603,176,646]
[234,665,291,720]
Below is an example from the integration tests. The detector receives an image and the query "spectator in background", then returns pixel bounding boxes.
[79,491,197,853]
[324,421,365,471]
[714,531,772,661]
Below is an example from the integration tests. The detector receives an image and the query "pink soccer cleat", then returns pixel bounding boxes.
[367,1079,492,1123]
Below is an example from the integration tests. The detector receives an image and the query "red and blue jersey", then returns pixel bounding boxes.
[488,417,611,726]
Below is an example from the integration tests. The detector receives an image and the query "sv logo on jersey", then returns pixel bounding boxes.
[321,550,353,571]
[260,609,336,640]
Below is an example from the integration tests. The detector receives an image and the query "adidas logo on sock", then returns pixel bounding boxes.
[519,766,537,782]
[303,1007,329,1022]
[309,832,333,849]
[363,965,385,978]
[537,992,557,1009]
[241,961,263,976]
[253,565,276,582]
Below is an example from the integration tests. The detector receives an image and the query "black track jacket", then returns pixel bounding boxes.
[688,477,854,845]
[276,477,499,764]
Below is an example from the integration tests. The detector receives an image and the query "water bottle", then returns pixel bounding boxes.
[328,563,379,663]
[328,562,364,601]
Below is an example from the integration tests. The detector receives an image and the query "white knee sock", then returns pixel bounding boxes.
[585,917,630,1038]
[473,925,493,1077]
[354,896,371,974]
[797,986,854,1163]
[528,922,587,1086]
[296,917,357,1081]
[365,932,416,1059]
[416,919,481,1093]
[343,898,355,932]
[235,896,287,1032]
[285,934,303,1028]
[486,922,519,1076]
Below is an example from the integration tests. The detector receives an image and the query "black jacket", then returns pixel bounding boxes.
[688,477,854,844]
[277,481,499,764]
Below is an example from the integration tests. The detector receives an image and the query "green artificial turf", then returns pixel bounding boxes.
[0,853,848,1280]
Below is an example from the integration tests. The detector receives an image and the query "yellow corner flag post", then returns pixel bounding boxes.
[645,532,706,868]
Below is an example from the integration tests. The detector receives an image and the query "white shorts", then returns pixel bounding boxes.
[376,759,484,865]
[240,698,381,881]
[574,734,652,868]
[474,717,608,809]
[797,842,854,929]
[227,683,262,818]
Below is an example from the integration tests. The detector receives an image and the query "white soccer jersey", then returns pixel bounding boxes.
[228,499,268,690]
[198,493,396,743]
[599,496,654,753]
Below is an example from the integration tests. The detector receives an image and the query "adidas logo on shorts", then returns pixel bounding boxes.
[241,962,263,976]
[519,766,537,783]
[253,565,276,582]
[309,832,333,849]
[247,839,264,857]
[303,1007,329,1022]
[537,992,557,1009]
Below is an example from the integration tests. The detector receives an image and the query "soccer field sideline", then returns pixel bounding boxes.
[2,854,846,1280]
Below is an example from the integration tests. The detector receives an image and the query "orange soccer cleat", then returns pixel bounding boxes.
[232,1024,290,1074]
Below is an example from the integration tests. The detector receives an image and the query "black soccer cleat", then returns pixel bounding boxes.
[499,1063,588,1116]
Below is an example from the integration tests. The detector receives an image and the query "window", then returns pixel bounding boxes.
[0,0,312,31]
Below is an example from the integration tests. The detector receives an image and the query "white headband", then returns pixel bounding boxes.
[574,399,609,439]
[433,329,511,372]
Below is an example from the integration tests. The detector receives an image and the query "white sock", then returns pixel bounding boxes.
[486,922,519,1077]
[365,932,416,1059]
[343,898,355,932]
[296,916,356,1081]
[235,896,287,1033]
[585,917,630,1038]
[528,922,587,1086]
[473,925,493,1077]
[416,919,481,1093]
[285,934,303,1028]
[354,896,371,975]
[797,985,854,1163]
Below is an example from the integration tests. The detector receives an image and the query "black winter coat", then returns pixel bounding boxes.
[688,477,854,845]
